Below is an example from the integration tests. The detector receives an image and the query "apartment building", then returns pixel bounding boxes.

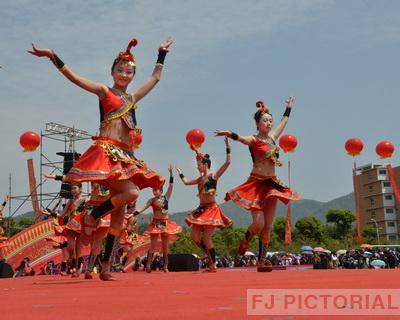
[355,163,399,241]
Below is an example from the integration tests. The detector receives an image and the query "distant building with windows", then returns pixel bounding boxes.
[355,163,399,241]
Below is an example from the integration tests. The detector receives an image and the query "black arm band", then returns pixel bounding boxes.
[230,132,239,140]
[179,173,185,179]
[226,148,231,154]
[2,201,6,207]
[157,50,167,64]
[169,176,174,184]
[133,211,140,216]
[283,107,291,117]
[55,175,63,181]
[52,54,65,69]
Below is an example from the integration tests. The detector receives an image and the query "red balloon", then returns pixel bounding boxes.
[345,138,364,156]
[19,131,40,152]
[376,140,395,159]
[278,134,298,153]
[186,129,205,149]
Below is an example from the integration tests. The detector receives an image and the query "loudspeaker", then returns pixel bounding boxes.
[0,260,14,278]
[167,254,199,272]
[56,152,81,199]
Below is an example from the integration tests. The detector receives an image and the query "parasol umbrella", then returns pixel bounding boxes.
[336,249,347,255]
[244,251,256,256]
[370,259,386,268]
[360,244,373,248]
[301,245,313,251]
[301,251,314,255]
[313,247,325,252]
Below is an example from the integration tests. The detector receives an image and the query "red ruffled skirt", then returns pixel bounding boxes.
[225,174,301,211]
[46,235,68,247]
[64,136,164,190]
[146,218,182,235]
[96,214,111,230]
[120,232,151,250]
[185,203,232,228]
[65,212,84,233]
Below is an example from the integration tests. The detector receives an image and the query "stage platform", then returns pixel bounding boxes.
[1,268,399,320]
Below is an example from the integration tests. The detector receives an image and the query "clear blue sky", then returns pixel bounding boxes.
[1,0,399,215]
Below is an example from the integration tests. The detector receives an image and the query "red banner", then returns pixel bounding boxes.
[284,160,292,245]
[386,164,400,205]
[284,204,292,245]
[353,163,362,242]
[27,158,41,222]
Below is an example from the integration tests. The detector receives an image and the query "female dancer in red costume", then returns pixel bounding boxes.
[29,36,173,280]
[176,138,232,272]
[135,165,182,273]
[215,98,301,272]
[79,184,111,279]
[43,180,87,275]
[43,198,71,275]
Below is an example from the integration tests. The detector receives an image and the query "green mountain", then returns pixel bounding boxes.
[15,193,356,230]
[144,192,356,229]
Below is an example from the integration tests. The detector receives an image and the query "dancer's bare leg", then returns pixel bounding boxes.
[203,226,216,271]
[238,211,264,255]
[146,235,158,273]
[161,234,169,272]
[100,206,126,280]
[258,197,277,272]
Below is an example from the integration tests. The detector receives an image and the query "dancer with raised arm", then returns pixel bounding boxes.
[215,98,301,272]
[29,36,173,280]
[135,165,181,273]
[176,138,232,272]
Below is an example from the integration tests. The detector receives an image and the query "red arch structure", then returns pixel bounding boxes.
[0,220,55,270]
[0,220,177,272]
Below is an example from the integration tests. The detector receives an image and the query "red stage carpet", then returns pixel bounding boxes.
[1,268,399,320]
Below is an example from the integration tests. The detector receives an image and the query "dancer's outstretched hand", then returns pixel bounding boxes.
[214,130,230,137]
[43,173,56,180]
[27,43,54,58]
[286,96,295,109]
[159,37,173,51]
[175,166,183,175]
[168,164,173,176]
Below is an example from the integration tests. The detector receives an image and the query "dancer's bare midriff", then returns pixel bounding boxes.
[100,118,132,147]
[250,158,276,179]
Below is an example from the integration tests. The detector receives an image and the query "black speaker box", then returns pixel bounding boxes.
[168,254,199,272]
[0,260,14,278]
[56,152,81,199]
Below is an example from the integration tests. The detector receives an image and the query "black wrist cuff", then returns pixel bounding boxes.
[283,107,291,117]
[169,176,174,184]
[157,50,167,64]
[55,175,63,181]
[133,211,140,216]
[226,148,231,154]
[2,201,6,207]
[52,54,65,69]
[230,132,239,140]
[179,173,185,179]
